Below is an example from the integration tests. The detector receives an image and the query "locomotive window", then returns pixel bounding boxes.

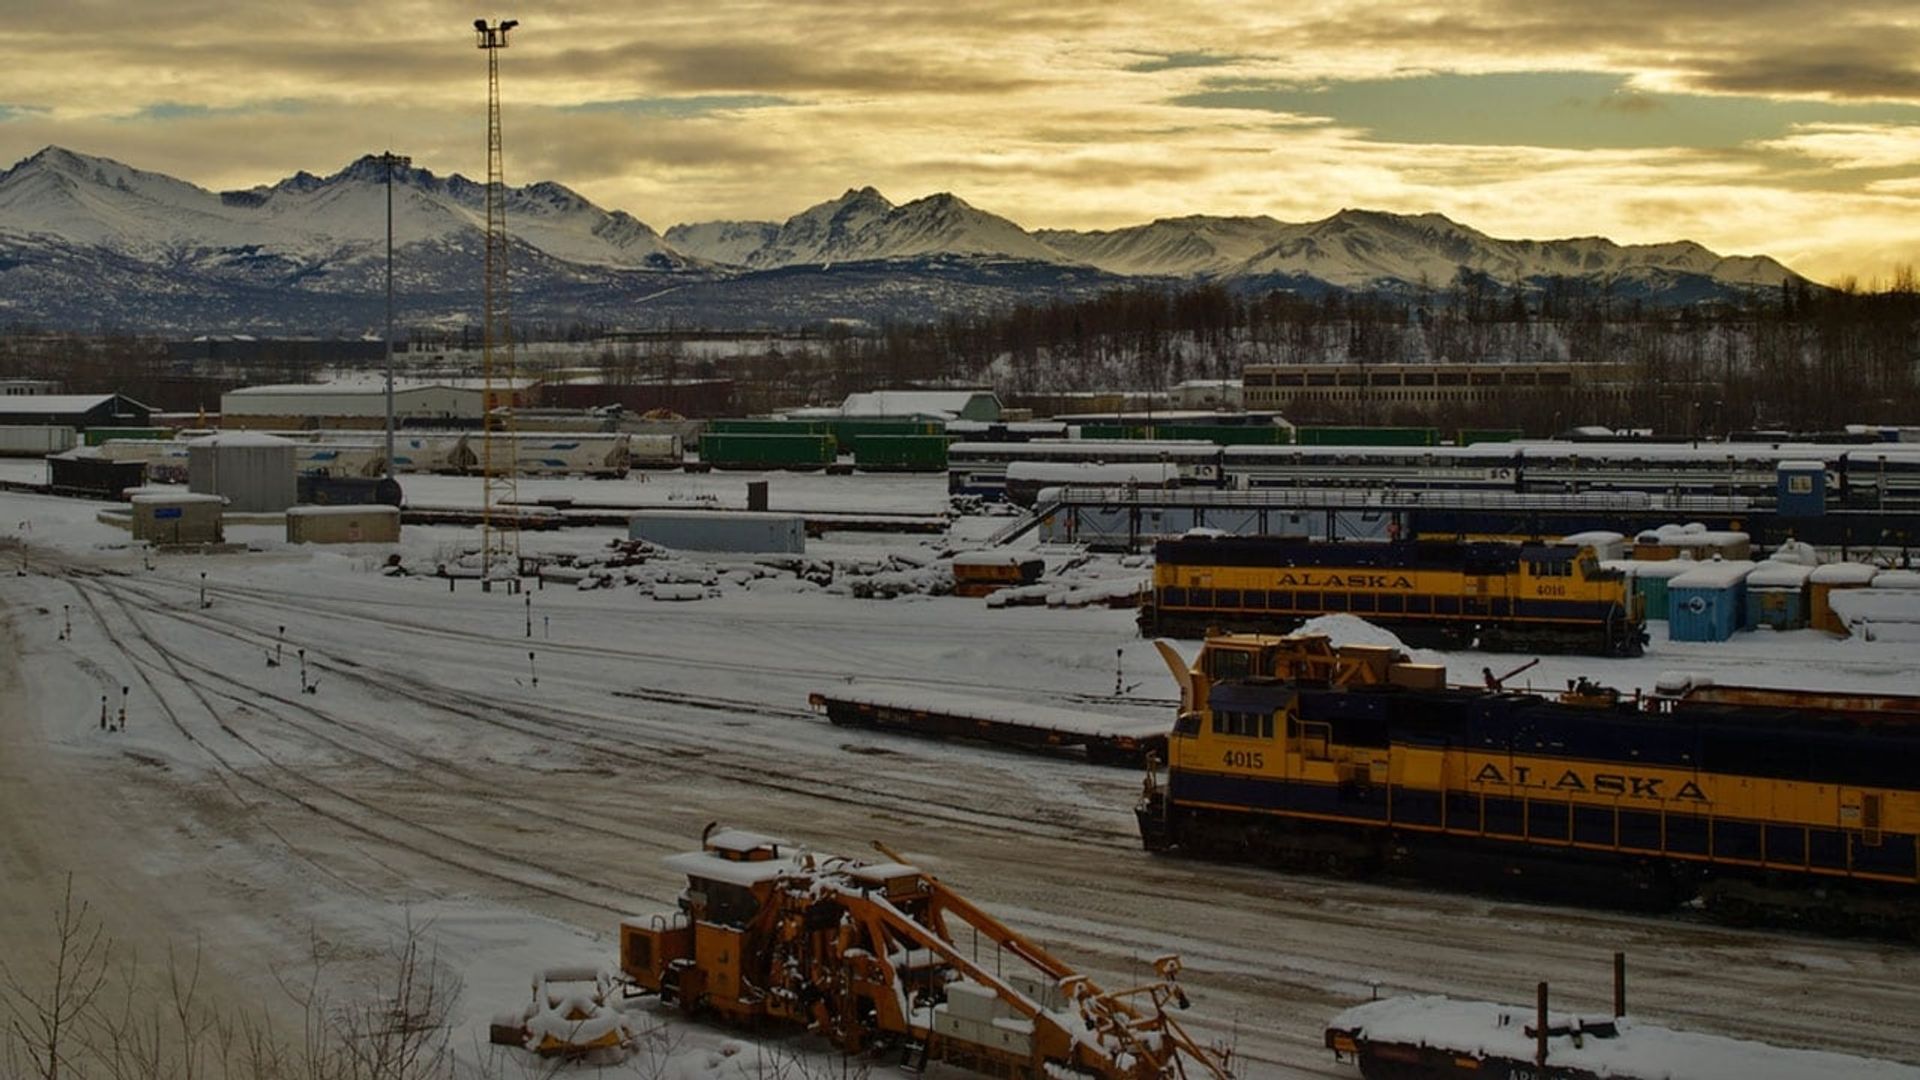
[1295,719,1332,760]
[1208,649,1253,682]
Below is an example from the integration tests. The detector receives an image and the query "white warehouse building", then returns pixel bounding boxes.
[220,379,536,430]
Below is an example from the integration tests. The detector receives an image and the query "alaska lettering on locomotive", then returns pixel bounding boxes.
[1470,762,1708,803]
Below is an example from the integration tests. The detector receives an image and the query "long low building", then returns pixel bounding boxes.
[0,393,152,428]
[1242,361,1634,413]
[220,379,537,429]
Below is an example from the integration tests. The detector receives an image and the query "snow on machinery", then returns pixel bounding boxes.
[618,826,1234,1079]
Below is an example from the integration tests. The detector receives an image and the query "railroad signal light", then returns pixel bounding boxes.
[118,685,128,731]
[528,650,538,688]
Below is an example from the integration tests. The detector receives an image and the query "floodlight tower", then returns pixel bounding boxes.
[476,17,520,577]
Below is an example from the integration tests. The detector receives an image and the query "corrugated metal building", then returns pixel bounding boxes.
[286,505,401,544]
[1744,560,1816,630]
[1667,560,1756,642]
[1810,562,1879,634]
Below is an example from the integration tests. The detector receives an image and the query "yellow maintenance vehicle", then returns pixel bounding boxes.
[619,825,1234,1079]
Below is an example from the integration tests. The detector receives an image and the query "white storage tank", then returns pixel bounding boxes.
[189,432,297,512]
[628,510,806,554]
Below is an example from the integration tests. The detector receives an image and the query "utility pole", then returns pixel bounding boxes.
[475,18,521,579]
[380,150,412,481]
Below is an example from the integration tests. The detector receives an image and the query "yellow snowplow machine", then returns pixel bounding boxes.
[620,826,1233,1079]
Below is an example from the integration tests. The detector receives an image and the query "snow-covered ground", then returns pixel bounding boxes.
[2,474,1918,1079]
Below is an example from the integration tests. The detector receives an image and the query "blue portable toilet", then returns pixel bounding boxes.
[1668,560,1756,641]
[1744,559,1815,630]
[1776,460,1827,517]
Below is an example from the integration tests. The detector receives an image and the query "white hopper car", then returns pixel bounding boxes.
[460,432,634,478]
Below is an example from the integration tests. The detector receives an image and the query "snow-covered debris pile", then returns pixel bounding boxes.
[1295,614,1447,665]
[986,552,1146,609]
[491,966,635,1062]
[1328,995,1920,1080]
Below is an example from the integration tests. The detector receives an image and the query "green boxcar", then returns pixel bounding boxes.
[706,419,833,436]
[1457,428,1524,445]
[84,427,172,446]
[1298,426,1440,447]
[699,433,837,469]
[852,434,949,472]
[827,419,943,447]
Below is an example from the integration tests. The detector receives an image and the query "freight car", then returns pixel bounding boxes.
[45,450,148,499]
[1141,536,1647,656]
[1137,632,1920,933]
[443,432,633,477]
[698,432,836,470]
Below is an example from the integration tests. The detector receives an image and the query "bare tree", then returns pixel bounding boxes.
[1,876,112,1080]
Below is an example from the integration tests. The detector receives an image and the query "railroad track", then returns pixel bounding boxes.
[68,577,656,918]
[74,570,1142,850]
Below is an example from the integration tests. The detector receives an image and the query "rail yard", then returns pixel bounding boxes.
[2,466,1919,1078]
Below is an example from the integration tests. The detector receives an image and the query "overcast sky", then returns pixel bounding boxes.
[3,1,1917,283]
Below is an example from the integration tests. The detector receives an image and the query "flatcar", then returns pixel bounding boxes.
[1141,536,1646,656]
[1137,632,1920,933]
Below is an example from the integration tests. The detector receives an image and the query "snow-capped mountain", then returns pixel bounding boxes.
[1034,209,1798,291]
[1227,209,1794,292]
[0,146,1809,333]
[0,146,690,272]
[662,219,779,267]
[1034,215,1287,277]
[674,187,1072,269]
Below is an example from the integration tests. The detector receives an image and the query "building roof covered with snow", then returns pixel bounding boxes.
[0,393,153,428]
[816,389,1001,422]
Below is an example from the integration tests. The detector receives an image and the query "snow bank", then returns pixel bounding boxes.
[1330,996,1920,1080]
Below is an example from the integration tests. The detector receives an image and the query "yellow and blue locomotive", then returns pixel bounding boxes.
[1136,632,1920,932]
[1140,536,1646,656]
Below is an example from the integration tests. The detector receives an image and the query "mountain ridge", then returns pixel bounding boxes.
[0,145,1808,333]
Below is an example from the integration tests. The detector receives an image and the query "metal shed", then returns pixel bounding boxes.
[131,493,225,545]
[1744,559,1815,630]
[1667,560,1755,642]
[286,505,401,544]
[1602,558,1695,620]
[629,510,805,554]
[1809,562,1879,634]
[189,432,297,512]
